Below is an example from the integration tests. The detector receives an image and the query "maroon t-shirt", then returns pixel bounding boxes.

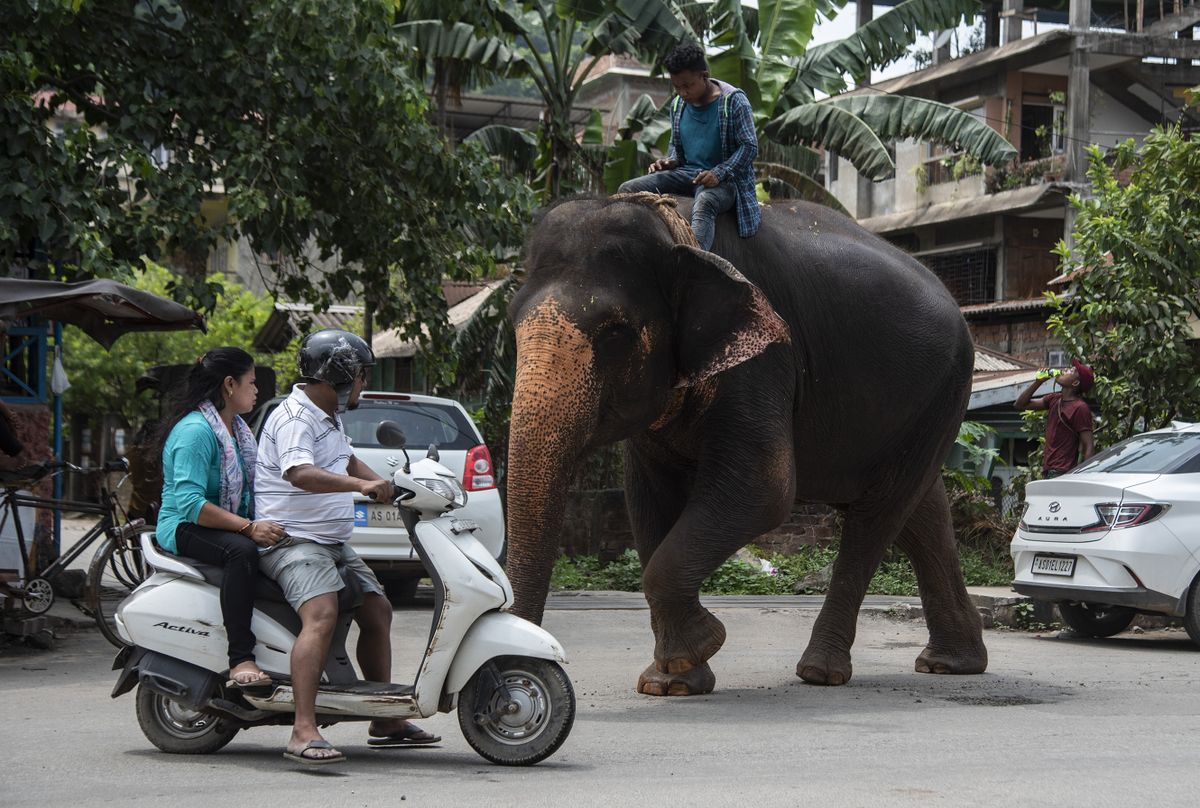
[1043,393,1093,472]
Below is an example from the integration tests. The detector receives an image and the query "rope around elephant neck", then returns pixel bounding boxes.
[611,192,699,248]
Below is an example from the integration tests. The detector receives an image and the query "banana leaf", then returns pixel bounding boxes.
[766,94,1016,180]
[394,20,529,76]
[757,137,823,178]
[764,102,894,179]
[755,162,850,215]
[754,0,818,103]
[465,125,539,176]
[604,138,651,193]
[798,0,981,91]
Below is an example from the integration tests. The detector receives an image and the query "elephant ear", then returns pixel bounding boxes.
[664,245,791,388]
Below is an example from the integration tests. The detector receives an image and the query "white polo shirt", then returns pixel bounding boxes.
[255,384,355,545]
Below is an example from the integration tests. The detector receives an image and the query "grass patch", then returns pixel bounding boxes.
[549,543,1014,597]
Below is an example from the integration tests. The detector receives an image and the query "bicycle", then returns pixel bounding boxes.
[0,459,152,647]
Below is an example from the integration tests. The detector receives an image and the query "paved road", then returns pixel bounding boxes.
[4,599,1200,808]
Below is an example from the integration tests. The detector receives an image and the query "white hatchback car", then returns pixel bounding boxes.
[1011,421,1200,642]
[253,391,505,602]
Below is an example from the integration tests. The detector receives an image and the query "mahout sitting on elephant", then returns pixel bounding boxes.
[504,192,987,696]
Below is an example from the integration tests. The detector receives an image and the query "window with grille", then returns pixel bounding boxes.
[919,248,997,306]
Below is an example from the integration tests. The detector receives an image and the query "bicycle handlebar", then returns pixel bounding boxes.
[0,457,129,486]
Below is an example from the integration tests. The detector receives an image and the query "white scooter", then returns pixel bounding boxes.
[110,422,575,766]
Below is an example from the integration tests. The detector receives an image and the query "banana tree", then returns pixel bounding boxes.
[396,1,693,200]
[605,0,1017,203]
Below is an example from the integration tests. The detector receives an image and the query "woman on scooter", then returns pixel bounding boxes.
[155,347,286,686]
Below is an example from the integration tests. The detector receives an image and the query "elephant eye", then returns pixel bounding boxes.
[594,322,637,360]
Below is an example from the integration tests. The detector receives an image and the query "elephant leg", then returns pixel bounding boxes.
[637,450,795,697]
[624,440,692,569]
[894,477,988,675]
[797,504,905,686]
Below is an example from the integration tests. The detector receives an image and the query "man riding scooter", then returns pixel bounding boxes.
[254,329,439,764]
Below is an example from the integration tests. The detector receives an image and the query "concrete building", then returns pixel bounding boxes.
[830,0,1199,370]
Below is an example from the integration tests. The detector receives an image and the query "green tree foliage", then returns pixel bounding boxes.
[1048,124,1200,443]
[2,0,531,348]
[62,260,293,429]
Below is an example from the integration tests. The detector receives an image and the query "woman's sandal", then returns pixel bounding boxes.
[283,739,345,765]
[227,668,273,688]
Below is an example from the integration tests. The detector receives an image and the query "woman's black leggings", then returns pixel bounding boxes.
[174,523,260,668]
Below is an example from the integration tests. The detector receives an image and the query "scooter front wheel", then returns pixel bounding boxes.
[458,655,575,766]
[135,684,239,755]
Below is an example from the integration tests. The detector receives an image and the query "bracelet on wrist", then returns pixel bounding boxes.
[238,521,253,535]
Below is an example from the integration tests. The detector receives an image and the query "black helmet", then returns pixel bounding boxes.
[298,329,375,412]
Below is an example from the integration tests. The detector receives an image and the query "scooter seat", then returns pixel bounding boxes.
[185,561,292,604]
[168,554,364,612]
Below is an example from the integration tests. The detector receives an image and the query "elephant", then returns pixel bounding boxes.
[505,191,987,696]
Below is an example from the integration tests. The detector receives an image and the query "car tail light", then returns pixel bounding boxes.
[1083,502,1169,531]
[463,444,496,491]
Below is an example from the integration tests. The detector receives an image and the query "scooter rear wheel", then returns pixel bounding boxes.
[458,655,575,766]
[135,684,239,755]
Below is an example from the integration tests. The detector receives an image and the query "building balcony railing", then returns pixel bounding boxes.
[984,154,1066,194]
[919,152,984,188]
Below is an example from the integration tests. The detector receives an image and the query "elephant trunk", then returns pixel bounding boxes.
[505,300,597,624]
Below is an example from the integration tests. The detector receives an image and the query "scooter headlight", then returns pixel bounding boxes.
[414,476,467,507]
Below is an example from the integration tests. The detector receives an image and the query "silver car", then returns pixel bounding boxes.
[252,391,505,602]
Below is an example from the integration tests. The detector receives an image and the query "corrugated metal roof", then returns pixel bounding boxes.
[373,281,503,359]
[974,345,1034,373]
[960,297,1049,318]
[253,303,362,353]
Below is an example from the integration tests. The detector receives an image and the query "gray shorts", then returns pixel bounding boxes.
[258,538,384,610]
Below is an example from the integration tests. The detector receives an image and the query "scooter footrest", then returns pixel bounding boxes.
[318,680,414,696]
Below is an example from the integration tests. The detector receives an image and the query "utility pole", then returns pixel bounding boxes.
[855,2,875,221]
[1064,0,1092,253]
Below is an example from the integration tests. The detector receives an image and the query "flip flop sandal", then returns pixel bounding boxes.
[367,725,442,747]
[226,671,273,688]
[283,739,345,765]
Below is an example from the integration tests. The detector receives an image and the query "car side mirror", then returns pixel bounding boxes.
[376,420,407,449]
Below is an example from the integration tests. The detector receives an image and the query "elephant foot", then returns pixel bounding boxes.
[914,643,988,675]
[796,645,853,686]
[636,660,716,696]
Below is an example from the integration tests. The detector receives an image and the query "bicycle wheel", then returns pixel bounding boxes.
[88,528,151,648]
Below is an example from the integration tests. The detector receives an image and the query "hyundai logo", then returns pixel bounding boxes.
[1049,501,1061,513]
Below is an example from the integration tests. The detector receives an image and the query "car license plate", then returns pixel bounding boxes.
[1031,554,1075,577]
[365,504,404,526]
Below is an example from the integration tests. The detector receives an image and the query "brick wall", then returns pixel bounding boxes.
[969,318,1061,366]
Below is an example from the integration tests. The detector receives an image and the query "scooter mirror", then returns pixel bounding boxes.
[376,420,407,449]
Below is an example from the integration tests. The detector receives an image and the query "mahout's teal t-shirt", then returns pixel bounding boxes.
[680,96,722,172]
